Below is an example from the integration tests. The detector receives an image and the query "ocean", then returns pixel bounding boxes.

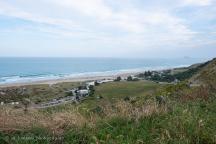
[0,57,208,84]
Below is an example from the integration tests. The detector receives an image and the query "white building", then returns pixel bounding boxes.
[98,79,113,84]
[78,89,89,97]
[86,81,95,86]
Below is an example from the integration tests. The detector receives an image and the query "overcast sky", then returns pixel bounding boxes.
[0,0,215,58]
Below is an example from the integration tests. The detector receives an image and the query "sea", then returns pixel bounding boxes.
[0,57,208,84]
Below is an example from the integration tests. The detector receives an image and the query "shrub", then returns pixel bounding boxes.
[123,96,130,101]
[127,76,133,81]
[114,76,121,82]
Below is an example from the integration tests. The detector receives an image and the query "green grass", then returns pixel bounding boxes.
[78,80,161,109]
[40,81,216,143]
[0,127,54,144]
[2,99,216,144]
[62,100,216,144]
[95,81,159,99]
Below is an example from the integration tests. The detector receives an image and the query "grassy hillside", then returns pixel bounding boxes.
[0,59,216,144]
[136,61,210,83]
[168,60,210,81]
[190,58,216,88]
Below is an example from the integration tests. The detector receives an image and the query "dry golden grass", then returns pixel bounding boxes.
[0,101,167,134]
[0,106,87,134]
[97,100,167,120]
[180,85,211,102]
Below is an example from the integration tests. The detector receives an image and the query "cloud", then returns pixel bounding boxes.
[183,0,212,6]
[0,0,215,58]
[51,0,112,20]
[0,0,194,41]
[0,1,82,31]
[50,0,195,41]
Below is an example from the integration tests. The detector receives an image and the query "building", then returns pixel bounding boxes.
[98,79,114,84]
[86,81,95,87]
[66,87,90,102]
[86,79,113,87]
[77,89,89,97]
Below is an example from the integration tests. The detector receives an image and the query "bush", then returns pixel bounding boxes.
[114,76,121,82]
[124,96,130,101]
[127,76,133,81]
[94,81,100,86]
[88,85,95,96]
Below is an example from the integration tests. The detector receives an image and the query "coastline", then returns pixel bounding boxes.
[0,64,190,88]
[0,72,138,88]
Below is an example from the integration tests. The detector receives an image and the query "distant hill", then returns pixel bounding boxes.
[189,58,216,88]
[172,59,211,81]
[136,58,215,83]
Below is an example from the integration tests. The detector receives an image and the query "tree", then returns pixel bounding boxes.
[114,76,121,82]
[94,81,100,86]
[144,71,152,77]
[127,76,133,81]
[89,85,95,96]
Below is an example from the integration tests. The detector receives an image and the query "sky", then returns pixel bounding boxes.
[0,0,215,58]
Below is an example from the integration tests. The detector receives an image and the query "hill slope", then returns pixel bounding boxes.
[189,58,216,89]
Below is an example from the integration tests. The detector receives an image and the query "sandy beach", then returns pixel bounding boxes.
[0,72,139,88]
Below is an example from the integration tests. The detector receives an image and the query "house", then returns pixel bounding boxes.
[86,81,95,87]
[131,75,139,80]
[67,87,90,101]
[98,79,114,84]
[86,79,113,87]
[77,89,89,97]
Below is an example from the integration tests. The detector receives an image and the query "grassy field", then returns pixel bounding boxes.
[78,80,161,110]
[95,80,159,98]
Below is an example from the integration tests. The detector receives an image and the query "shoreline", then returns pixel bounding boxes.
[0,72,138,88]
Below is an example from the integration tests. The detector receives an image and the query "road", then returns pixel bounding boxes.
[33,96,77,109]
